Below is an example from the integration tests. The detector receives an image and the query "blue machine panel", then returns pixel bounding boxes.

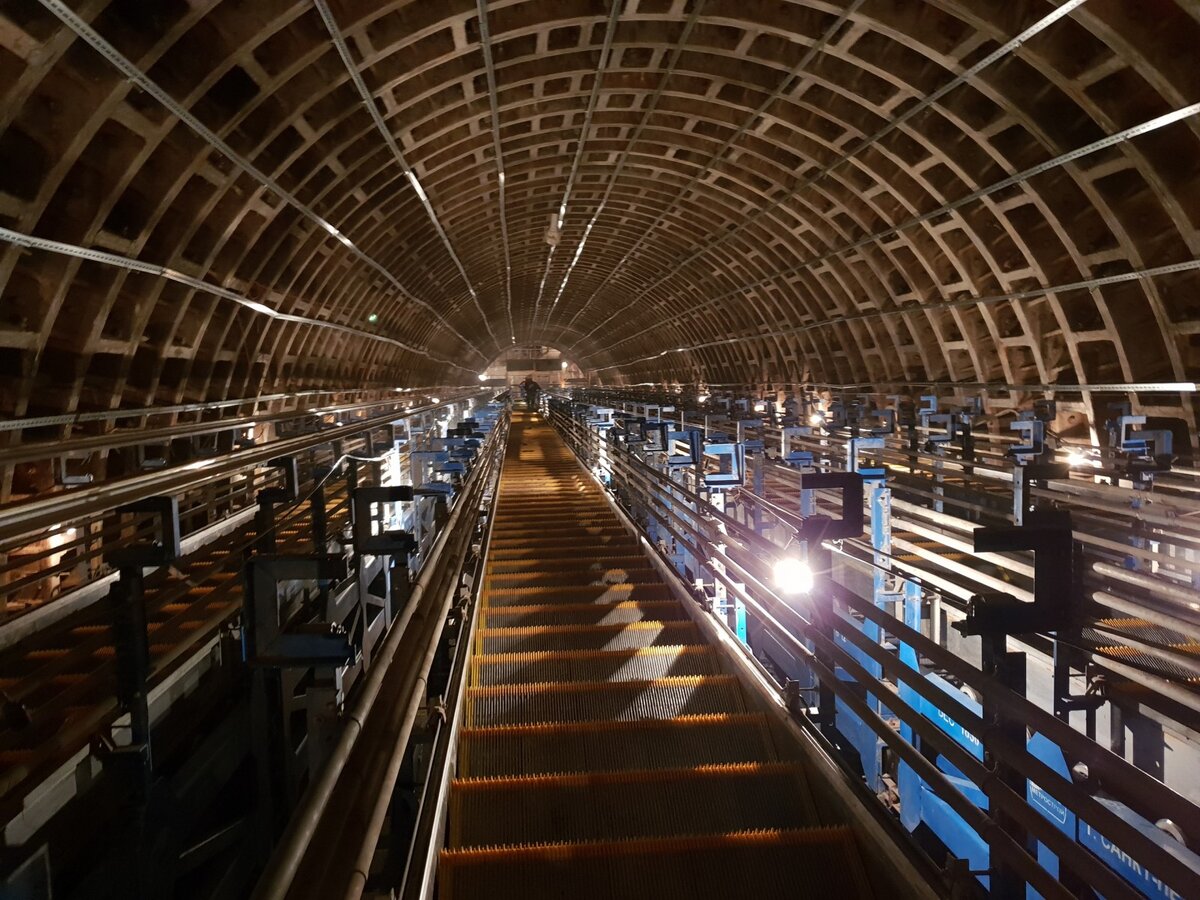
[1078,808,1194,900]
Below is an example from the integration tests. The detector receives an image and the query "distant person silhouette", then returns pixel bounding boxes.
[520,376,541,408]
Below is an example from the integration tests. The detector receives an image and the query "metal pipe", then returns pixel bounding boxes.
[893,516,1036,578]
[659,487,1195,896]
[252,417,505,900]
[1091,589,1200,642]
[339,429,506,897]
[1089,651,1200,716]
[1089,623,1200,679]
[695,551,1083,900]
[1093,561,1200,614]
[400,477,500,900]
[0,392,437,466]
[342,526,475,898]
[0,394,484,545]
[844,591,1200,846]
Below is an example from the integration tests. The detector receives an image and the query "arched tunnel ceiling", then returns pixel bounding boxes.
[0,0,1198,422]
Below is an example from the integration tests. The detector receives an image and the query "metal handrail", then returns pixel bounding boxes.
[0,392,486,544]
[0,390,446,466]
[251,410,508,900]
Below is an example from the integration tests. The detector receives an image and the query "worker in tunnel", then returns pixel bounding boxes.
[520,375,541,409]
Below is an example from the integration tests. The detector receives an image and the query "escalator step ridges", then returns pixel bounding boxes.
[439,827,873,900]
[491,521,619,534]
[457,712,778,777]
[488,530,630,544]
[488,544,640,561]
[449,762,818,848]
[482,583,674,603]
[471,645,717,685]
[466,675,744,727]
[488,536,636,551]
[478,600,688,627]
[476,621,703,654]
[486,555,649,574]
[494,510,613,521]
[493,510,616,522]
[484,571,662,589]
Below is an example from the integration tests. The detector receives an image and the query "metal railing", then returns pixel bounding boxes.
[547,399,1199,900]
[252,407,509,900]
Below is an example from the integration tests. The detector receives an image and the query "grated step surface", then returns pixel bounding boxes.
[440,828,873,900]
[471,645,718,685]
[457,712,778,777]
[441,411,871,899]
[449,762,819,847]
[476,621,703,654]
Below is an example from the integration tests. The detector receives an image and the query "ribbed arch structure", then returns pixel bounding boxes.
[0,0,1197,425]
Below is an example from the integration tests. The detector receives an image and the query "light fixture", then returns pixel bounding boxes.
[65,527,77,539]
[1066,448,1100,468]
[697,393,710,403]
[754,401,767,413]
[407,170,428,202]
[368,312,379,323]
[773,557,814,595]
[430,397,440,404]
[561,360,569,370]
[809,412,825,427]
[478,373,488,382]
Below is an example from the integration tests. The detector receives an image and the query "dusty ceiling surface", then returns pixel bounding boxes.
[0,0,1198,419]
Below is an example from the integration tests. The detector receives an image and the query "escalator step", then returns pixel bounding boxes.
[467,675,744,727]
[449,762,818,847]
[485,555,649,575]
[439,827,873,900]
[457,712,778,778]
[485,570,662,589]
[482,583,675,605]
[492,521,619,536]
[471,645,718,685]
[476,621,703,654]
[493,510,617,523]
[478,600,687,627]
[495,512,613,525]
[489,543,641,562]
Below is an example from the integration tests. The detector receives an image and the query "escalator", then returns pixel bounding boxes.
[437,411,877,899]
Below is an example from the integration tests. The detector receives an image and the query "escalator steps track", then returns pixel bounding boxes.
[440,411,872,899]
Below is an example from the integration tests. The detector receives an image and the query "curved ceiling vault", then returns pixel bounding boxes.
[0,0,1198,424]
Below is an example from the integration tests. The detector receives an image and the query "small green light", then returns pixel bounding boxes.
[367,313,379,323]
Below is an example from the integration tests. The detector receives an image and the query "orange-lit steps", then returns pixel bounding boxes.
[439,411,872,899]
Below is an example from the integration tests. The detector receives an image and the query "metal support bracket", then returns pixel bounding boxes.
[242,554,353,667]
[352,486,417,556]
[702,442,746,488]
[958,510,1074,635]
[797,472,864,541]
